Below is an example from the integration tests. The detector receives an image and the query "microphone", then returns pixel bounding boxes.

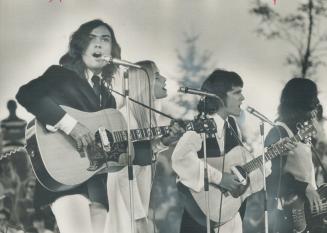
[178,87,219,99]
[102,56,142,69]
[246,106,275,126]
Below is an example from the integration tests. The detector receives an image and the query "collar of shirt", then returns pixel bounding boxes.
[85,69,103,87]
[208,113,227,154]
[209,113,226,137]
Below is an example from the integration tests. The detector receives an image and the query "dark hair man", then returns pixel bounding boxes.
[172,69,247,233]
[16,19,120,233]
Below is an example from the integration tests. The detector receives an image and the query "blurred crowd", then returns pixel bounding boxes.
[0,100,57,233]
[0,157,57,233]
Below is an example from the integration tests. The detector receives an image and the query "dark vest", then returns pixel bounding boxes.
[197,116,241,158]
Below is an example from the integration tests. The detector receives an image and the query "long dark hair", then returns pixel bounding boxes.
[277,78,320,133]
[197,69,243,114]
[59,19,121,82]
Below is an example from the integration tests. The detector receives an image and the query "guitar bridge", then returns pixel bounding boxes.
[87,160,103,171]
[86,144,106,171]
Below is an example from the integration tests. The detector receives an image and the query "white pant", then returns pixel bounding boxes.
[51,194,107,233]
[214,213,242,233]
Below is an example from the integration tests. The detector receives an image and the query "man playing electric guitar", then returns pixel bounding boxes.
[265,78,324,233]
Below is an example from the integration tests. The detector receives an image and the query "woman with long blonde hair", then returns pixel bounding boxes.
[104,60,183,233]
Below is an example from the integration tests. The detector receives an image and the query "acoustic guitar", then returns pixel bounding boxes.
[25,106,216,192]
[179,122,316,226]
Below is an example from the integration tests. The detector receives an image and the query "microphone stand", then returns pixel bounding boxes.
[246,108,273,233]
[259,121,269,233]
[124,70,136,233]
[200,97,211,233]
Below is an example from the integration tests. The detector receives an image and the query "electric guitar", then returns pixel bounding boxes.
[179,122,316,226]
[25,106,216,192]
[287,183,327,233]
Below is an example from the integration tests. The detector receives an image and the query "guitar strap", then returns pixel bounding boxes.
[275,122,317,189]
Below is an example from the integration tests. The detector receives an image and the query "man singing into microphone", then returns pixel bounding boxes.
[16,19,120,233]
[172,69,253,233]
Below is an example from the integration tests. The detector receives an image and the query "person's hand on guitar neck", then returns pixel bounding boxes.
[305,184,323,214]
[69,122,95,151]
[161,119,185,146]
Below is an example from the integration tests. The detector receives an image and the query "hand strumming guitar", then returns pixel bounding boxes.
[218,173,244,197]
[69,122,95,150]
[306,184,323,214]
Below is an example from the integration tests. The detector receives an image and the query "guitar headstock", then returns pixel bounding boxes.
[183,118,217,134]
[296,121,317,143]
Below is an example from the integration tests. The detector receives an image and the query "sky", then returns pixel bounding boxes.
[0,0,326,139]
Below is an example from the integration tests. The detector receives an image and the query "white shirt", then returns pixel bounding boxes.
[211,113,227,154]
[171,113,232,192]
[171,113,244,233]
[85,69,102,87]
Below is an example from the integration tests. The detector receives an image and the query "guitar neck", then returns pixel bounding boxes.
[111,120,201,142]
[111,126,168,142]
[242,134,302,173]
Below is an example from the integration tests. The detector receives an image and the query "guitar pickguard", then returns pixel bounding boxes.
[87,129,130,171]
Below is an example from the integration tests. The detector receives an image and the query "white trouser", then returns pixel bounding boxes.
[214,213,242,233]
[51,194,107,233]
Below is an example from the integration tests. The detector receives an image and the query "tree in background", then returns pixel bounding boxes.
[150,32,214,233]
[250,0,327,79]
[246,2,327,232]
[176,32,212,87]
[250,0,327,178]
[172,32,213,118]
